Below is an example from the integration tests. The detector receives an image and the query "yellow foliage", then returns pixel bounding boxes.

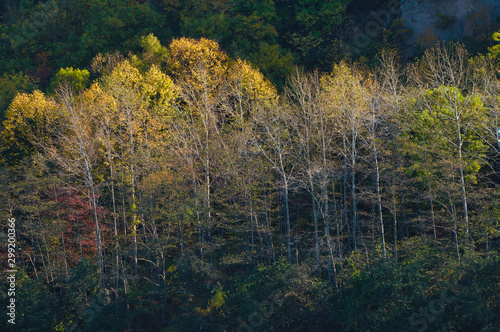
[141,64,178,114]
[167,37,229,87]
[100,59,178,150]
[82,83,118,118]
[167,37,278,123]
[105,59,142,93]
[321,62,368,121]
[417,27,439,48]
[229,59,278,105]
[196,283,227,316]
[1,90,58,161]
[209,284,227,311]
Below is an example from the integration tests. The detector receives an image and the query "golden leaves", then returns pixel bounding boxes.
[1,90,58,157]
[321,62,369,121]
[230,59,278,105]
[167,37,229,87]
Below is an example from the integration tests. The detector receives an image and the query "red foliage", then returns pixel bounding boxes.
[54,188,110,266]
[24,51,52,89]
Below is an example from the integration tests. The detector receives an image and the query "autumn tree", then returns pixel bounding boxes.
[286,69,339,282]
[45,84,105,276]
[1,90,58,164]
[322,62,368,252]
[412,43,491,247]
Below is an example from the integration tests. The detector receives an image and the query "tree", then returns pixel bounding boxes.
[487,30,500,62]
[49,67,90,93]
[414,43,489,245]
[360,75,388,261]
[377,49,406,259]
[0,72,36,123]
[252,99,297,263]
[176,0,294,87]
[405,86,488,260]
[286,69,338,282]
[100,58,176,278]
[46,84,105,277]
[290,0,350,70]
[323,62,368,252]
[1,90,57,164]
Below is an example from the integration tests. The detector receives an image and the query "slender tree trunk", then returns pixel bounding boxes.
[192,174,203,262]
[351,138,357,251]
[331,178,342,261]
[323,183,337,287]
[429,187,437,242]
[53,186,69,281]
[263,186,275,263]
[392,178,398,262]
[284,178,292,263]
[311,179,320,265]
[206,153,213,266]
[374,150,386,261]
[177,214,185,259]
[457,145,470,242]
[104,134,120,292]
[450,195,460,263]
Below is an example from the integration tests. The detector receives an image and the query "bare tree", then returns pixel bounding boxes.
[286,69,337,282]
[416,43,477,242]
[252,99,298,263]
[323,63,368,252]
[47,83,104,277]
[360,76,388,261]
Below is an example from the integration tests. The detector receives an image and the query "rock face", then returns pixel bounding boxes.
[401,0,500,48]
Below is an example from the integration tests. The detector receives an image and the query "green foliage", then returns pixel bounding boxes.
[249,42,295,89]
[0,72,37,122]
[291,0,350,70]
[49,67,90,92]
[407,86,488,182]
[0,269,74,331]
[433,10,457,30]
[328,241,498,332]
[136,33,170,70]
[67,259,101,304]
[0,12,498,331]
[487,30,500,61]
[0,0,166,79]
[176,0,294,88]
[220,259,330,331]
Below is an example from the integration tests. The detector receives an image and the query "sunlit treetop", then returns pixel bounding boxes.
[1,90,58,164]
[321,62,368,118]
[487,30,500,61]
[132,34,170,71]
[80,82,118,120]
[49,67,91,93]
[166,37,230,86]
[228,59,278,104]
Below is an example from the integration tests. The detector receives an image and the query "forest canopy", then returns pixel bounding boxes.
[0,1,499,331]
